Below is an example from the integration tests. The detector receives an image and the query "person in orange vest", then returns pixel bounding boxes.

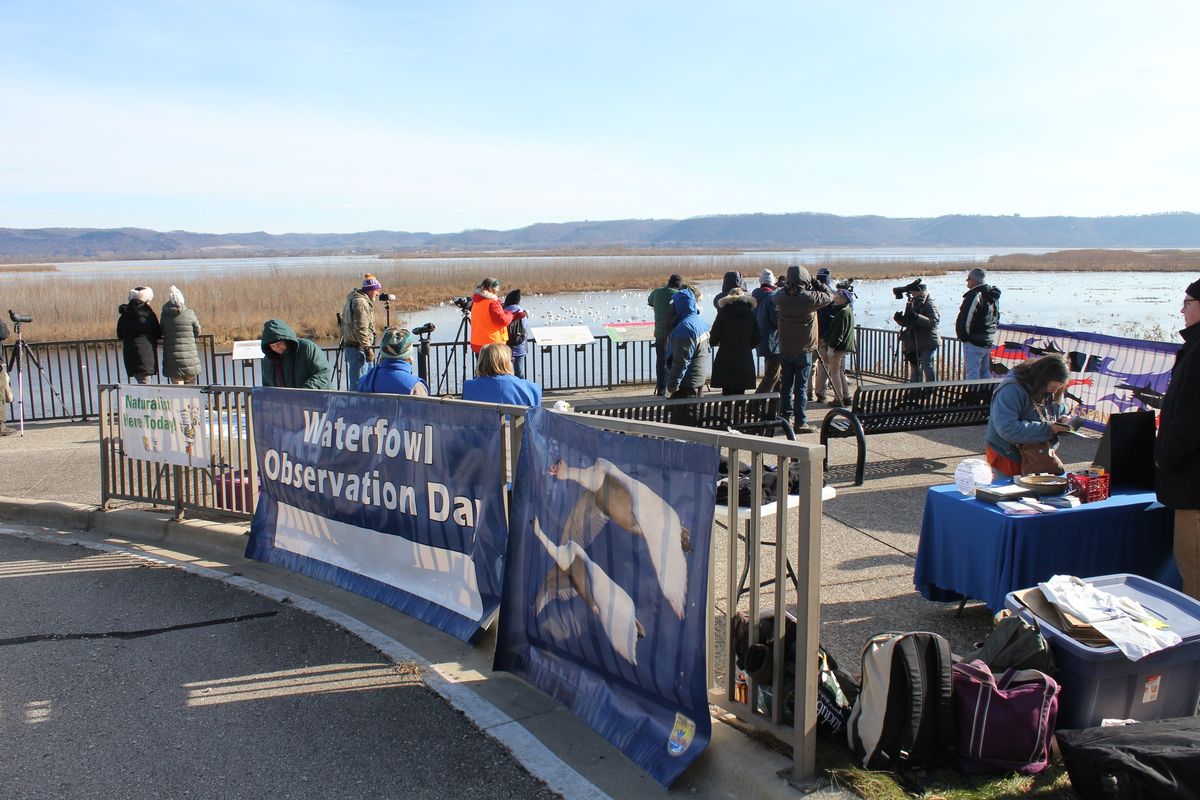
[470,277,525,354]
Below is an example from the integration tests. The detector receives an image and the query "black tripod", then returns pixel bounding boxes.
[434,311,472,396]
[5,314,74,433]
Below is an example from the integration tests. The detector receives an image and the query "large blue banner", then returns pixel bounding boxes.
[246,388,509,643]
[494,408,720,786]
[993,323,1180,430]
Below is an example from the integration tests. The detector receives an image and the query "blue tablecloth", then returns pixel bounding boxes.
[914,485,1180,612]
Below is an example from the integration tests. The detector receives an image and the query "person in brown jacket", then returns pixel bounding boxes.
[769,266,832,433]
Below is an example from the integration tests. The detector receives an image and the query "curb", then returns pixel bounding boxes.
[0,497,842,800]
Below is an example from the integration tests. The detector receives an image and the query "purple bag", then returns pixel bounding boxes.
[952,659,1060,774]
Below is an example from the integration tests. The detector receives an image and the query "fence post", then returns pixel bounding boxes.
[99,387,111,510]
[74,343,90,420]
[173,465,185,521]
[605,337,614,391]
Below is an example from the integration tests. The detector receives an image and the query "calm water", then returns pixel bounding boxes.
[4,251,1192,343]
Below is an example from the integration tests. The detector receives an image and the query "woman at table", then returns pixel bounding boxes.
[462,343,542,407]
[984,354,1072,477]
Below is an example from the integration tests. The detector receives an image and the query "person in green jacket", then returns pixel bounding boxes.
[815,288,857,407]
[260,319,333,390]
[647,273,683,396]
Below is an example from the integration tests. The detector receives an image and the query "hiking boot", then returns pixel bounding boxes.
[794,424,815,434]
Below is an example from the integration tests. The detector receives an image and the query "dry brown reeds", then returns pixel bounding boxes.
[10,249,1195,346]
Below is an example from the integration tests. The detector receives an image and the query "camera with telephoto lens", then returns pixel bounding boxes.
[891,279,926,299]
[836,277,856,291]
[8,310,32,324]
[452,296,472,312]
[412,322,435,336]
[378,292,397,302]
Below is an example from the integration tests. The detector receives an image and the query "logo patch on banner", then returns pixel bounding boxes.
[245,388,509,643]
[668,713,696,756]
[494,407,719,786]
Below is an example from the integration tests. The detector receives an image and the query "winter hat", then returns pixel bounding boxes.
[815,267,833,286]
[667,274,684,288]
[128,286,153,303]
[1187,278,1200,300]
[759,269,775,286]
[503,289,522,307]
[785,265,811,286]
[968,267,987,283]
[380,328,415,362]
[361,274,383,291]
[479,277,501,292]
[837,288,855,305]
[167,285,185,307]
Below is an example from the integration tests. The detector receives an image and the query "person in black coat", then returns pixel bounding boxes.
[117,287,162,384]
[1157,277,1200,599]
[710,288,760,395]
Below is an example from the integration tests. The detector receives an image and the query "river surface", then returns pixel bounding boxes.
[5,251,1193,342]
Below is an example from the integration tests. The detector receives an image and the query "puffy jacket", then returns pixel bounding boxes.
[358,359,428,395]
[504,303,528,357]
[160,300,202,382]
[894,295,941,356]
[752,286,778,357]
[712,271,747,310]
[470,291,514,353]
[710,293,760,391]
[771,273,833,356]
[1156,322,1200,509]
[116,300,161,380]
[259,319,333,390]
[955,284,1002,346]
[647,285,679,340]
[340,289,376,350]
[984,375,1068,463]
[666,290,711,394]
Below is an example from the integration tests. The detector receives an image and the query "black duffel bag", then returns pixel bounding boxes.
[1057,716,1200,799]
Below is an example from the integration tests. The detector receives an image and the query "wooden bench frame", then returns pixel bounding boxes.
[572,392,795,440]
[819,378,1000,485]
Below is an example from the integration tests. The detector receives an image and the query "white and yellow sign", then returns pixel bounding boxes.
[119,386,207,467]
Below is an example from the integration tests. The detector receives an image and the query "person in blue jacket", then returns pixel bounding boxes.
[357,327,429,395]
[462,344,542,407]
[984,354,1072,477]
[502,289,530,379]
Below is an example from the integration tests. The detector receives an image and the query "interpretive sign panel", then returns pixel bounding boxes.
[118,385,207,468]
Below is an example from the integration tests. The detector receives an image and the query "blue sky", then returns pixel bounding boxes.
[2,1,1197,233]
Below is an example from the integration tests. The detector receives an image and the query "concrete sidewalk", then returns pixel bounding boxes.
[0,405,1104,798]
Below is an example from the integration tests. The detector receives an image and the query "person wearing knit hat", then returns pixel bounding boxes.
[502,288,530,379]
[815,288,856,407]
[894,279,941,383]
[647,274,684,396]
[340,274,382,387]
[752,269,780,393]
[470,276,525,356]
[160,284,203,384]
[956,268,1002,379]
[117,286,162,384]
[357,327,429,395]
[1155,277,1200,598]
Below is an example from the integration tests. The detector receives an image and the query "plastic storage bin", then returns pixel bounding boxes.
[1006,573,1200,729]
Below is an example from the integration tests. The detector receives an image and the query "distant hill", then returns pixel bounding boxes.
[4,212,1200,261]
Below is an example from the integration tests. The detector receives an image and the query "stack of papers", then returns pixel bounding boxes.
[1041,495,1081,509]
[997,500,1041,515]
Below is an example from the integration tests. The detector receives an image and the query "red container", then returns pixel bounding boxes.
[1068,471,1111,503]
[215,469,255,512]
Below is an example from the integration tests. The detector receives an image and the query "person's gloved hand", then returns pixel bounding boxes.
[365,348,375,363]
[893,311,906,326]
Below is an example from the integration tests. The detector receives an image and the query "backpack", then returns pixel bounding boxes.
[847,631,957,771]
[506,316,526,348]
[1058,716,1200,800]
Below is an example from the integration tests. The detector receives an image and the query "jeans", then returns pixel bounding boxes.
[778,351,813,427]
[907,349,937,383]
[344,346,367,388]
[512,354,526,379]
[961,342,992,380]
[654,336,669,394]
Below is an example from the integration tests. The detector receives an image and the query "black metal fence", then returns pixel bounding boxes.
[6,327,970,422]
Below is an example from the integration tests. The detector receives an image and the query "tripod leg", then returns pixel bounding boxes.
[19,340,77,421]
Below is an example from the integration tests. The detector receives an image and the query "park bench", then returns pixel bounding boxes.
[819,378,1000,485]
[572,392,795,440]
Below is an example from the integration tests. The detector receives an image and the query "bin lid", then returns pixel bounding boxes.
[1011,573,1200,655]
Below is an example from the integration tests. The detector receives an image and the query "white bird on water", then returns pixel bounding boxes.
[549,458,690,619]
[532,517,644,666]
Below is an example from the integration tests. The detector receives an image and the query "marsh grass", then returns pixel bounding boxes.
[9,249,1197,345]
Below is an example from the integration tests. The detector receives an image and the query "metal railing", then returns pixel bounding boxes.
[96,383,825,780]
